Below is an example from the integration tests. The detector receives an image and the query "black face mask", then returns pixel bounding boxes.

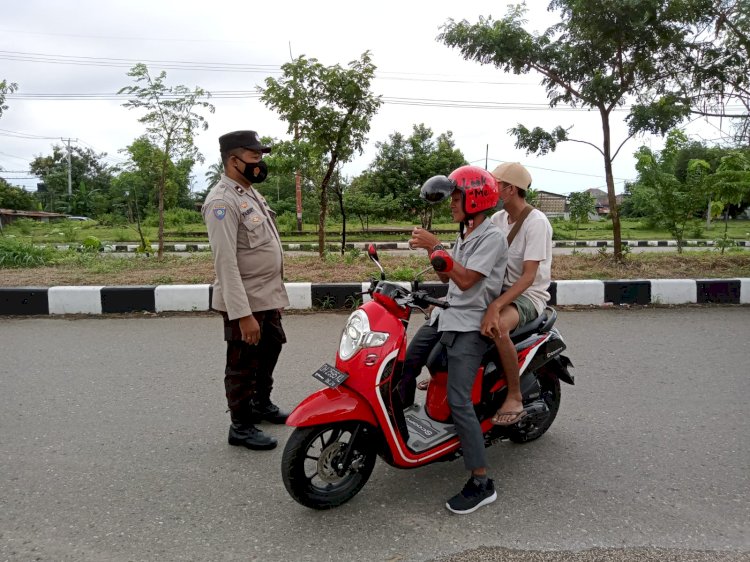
[236,158,268,184]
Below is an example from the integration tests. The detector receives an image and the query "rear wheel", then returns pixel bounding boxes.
[507,372,561,444]
[281,422,377,510]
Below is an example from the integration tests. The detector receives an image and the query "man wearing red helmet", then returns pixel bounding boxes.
[482,162,553,426]
[405,165,508,514]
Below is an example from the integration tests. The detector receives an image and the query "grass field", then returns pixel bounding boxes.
[1,247,749,287]
[2,217,749,244]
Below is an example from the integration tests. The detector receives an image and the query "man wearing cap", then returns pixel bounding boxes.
[482,162,553,426]
[202,130,290,450]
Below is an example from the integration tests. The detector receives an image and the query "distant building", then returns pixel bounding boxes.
[535,190,568,218]
[583,188,624,216]
[0,208,68,229]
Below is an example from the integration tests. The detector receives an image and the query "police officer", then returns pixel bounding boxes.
[202,130,290,451]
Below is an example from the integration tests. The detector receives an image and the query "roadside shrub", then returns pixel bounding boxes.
[81,236,103,252]
[12,218,35,235]
[59,222,79,242]
[112,229,132,242]
[0,238,58,268]
[134,238,153,254]
[690,222,704,239]
[344,247,362,264]
[144,208,202,228]
[275,212,297,235]
[97,213,128,227]
[390,266,417,281]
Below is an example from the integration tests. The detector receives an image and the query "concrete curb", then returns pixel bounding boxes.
[2,278,748,315]
[47,239,750,253]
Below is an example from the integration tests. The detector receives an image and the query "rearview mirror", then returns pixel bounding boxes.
[430,250,453,273]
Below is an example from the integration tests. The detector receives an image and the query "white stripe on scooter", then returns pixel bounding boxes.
[517,333,550,376]
[374,349,460,464]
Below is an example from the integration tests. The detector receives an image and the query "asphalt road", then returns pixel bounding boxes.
[1,308,749,562]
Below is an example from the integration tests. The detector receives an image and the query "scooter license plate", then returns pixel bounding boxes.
[312,363,349,388]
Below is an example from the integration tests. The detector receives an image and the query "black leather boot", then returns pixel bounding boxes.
[250,401,290,424]
[228,423,277,450]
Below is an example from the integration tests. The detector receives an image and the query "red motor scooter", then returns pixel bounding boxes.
[281,245,574,510]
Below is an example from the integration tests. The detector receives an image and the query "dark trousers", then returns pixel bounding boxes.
[401,322,488,471]
[221,309,286,425]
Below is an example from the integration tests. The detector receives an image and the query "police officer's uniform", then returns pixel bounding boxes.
[202,130,290,449]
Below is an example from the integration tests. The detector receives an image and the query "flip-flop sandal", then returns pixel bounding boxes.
[491,410,528,426]
[416,379,430,391]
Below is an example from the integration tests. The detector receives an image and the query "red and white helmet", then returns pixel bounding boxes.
[449,165,499,215]
[421,165,499,215]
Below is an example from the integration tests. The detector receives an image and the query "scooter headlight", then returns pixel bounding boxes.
[339,310,389,361]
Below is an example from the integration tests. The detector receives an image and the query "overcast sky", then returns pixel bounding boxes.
[0,0,731,196]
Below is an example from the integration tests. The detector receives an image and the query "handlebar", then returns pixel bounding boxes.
[411,290,450,310]
[368,280,449,310]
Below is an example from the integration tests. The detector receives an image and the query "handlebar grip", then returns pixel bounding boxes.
[421,295,450,309]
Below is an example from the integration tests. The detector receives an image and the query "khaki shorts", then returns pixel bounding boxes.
[512,294,538,328]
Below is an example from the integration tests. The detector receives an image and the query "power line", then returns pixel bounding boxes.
[483,158,633,181]
[0,127,60,139]
[0,49,540,86]
[2,91,634,112]
[0,150,31,162]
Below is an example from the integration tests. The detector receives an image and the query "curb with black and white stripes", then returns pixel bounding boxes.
[49,239,750,253]
[1,278,748,315]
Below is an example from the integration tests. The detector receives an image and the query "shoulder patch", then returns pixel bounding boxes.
[213,206,227,220]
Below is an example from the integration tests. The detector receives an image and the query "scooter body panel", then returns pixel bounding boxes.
[286,386,378,428]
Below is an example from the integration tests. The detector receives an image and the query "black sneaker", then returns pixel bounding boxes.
[445,477,497,514]
[228,423,277,450]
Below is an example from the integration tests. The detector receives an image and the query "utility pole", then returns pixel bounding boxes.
[61,138,78,197]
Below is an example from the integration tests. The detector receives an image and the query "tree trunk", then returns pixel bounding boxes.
[722,207,730,255]
[338,188,346,256]
[318,156,339,258]
[157,143,170,260]
[600,110,623,261]
[132,190,147,253]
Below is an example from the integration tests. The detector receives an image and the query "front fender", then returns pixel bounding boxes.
[286,386,379,428]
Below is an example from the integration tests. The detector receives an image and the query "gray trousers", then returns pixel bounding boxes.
[402,322,488,471]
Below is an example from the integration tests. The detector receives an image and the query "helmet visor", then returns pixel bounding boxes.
[420,175,456,204]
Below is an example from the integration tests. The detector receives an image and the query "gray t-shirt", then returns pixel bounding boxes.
[431,220,508,332]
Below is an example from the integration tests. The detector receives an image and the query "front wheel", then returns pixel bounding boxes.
[507,372,561,444]
[281,422,378,510]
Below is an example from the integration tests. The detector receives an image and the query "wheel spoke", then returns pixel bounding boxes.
[321,429,343,448]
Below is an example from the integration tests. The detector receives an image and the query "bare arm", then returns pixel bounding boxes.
[480,260,540,338]
[408,226,487,289]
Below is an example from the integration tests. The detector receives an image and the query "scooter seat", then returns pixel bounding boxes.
[509,306,557,343]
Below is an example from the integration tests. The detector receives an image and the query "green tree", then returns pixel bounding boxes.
[344,176,396,231]
[260,52,382,257]
[0,79,17,119]
[253,136,319,222]
[631,130,711,252]
[112,137,197,247]
[0,178,37,211]
[204,158,224,190]
[364,124,467,227]
[119,63,214,258]
[568,191,596,244]
[710,151,750,252]
[29,144,113,214]
[439,1,712,261]
[662,1,750,145]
